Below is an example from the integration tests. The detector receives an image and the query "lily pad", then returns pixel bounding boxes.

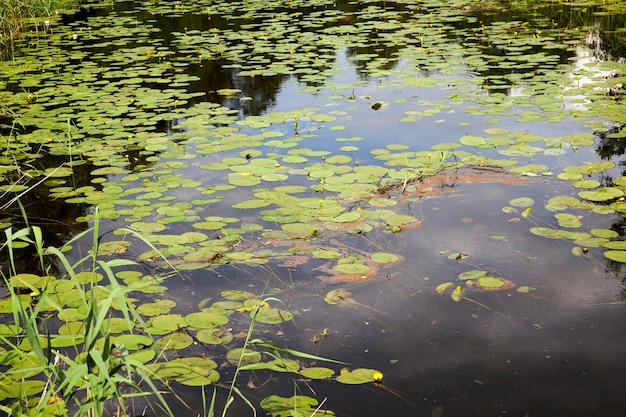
[370,252,399,264]
[336,368,382,384]
[604,250,626,263]
[299,367,335,379]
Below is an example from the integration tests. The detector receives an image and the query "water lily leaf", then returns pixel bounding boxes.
[509,164,551,175]
[324,289,351,304]
[227,173,262,186]
[435,282,453,294]
[260,395,333,417]
[264,358,301,373]
[601,241,626,250]
[590,229,619,239]
[458,270,487,280]
[113,334,153,350]
[385,214,418,227]
[477,277,506,289]
[572,179,601,189]
[333,262,371,274]
[262,173,289,182]
[311,248,343,259]
[150,314,185,332]
[459,135,487,147]
[148,358,219,386]
[193,221,227,230]
[336,368,381,384]
[447,252,470,260]
[221,290,255,300]
[299,367,335,379]
[156,332,193,350]
[604,250,626,263]
[252,306,293,324]
[0,379,46,399]
[97,240,132,256]
[370,252,399,264]
[0,184,29,193]
[0,323,22,337]
[196,327,233,344]
[332,212,361,223]
[508,197,535,208]
[529,227,591,240]
[578,187,623,202]
[176,368,220,387]
[10,273,46,289]
[130,221,166,234]
[184,311,229,328]
[227,348,262,365]
[451,285,464,302]
[101,317,134,334]
[282,223,319,235]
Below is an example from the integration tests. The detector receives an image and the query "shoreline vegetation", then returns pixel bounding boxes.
[0,0,75,60]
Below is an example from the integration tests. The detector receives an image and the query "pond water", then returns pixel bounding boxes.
[1,0,626,416]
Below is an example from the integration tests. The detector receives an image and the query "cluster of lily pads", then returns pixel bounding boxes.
[0,270,382,407]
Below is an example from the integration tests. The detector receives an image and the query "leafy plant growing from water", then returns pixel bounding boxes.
[0,206,384,417]
[0,208,176,417]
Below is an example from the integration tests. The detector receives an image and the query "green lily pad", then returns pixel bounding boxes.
[477,277,506,289]
[370,252,400,264]
[261,395,333,417]
[252,307,293,324]
[150,314,186,332]
[184,311,229,328]
[299,367,335,379]
[333,262,371,274]
[196,327,234,344]
[311,248,343,259]
[447,252,470,260]
[336,368,381,384]
[156,332,193,350]
[113,334,154,350]
[324,289,351,304]
[508,197,535,208]
[458,270,487,280]
[227,348,262,366]
[604,250,626,263]
[578,187,623,202]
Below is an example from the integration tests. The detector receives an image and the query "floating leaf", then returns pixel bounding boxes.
[508,197,535,208]
[156,332,193,350]
[324,289,351,304]
[332,212,361,223]
[604,250,626,263]
[300,367,335,379]
[260,395,333,417]
[184,311,229,328]
[435,282,453,294]
[333,262,371,275]
[458,270,487,280]
[196,327,233,345]
[475,277,506,290]
[579,187,623,202]
[451,285,464,302]
[447,252,470,260]
[311,248,343,259]
[227,348,262,365]
[252,307,293,324]
[336,368,382,384]
[370,252,399,264]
